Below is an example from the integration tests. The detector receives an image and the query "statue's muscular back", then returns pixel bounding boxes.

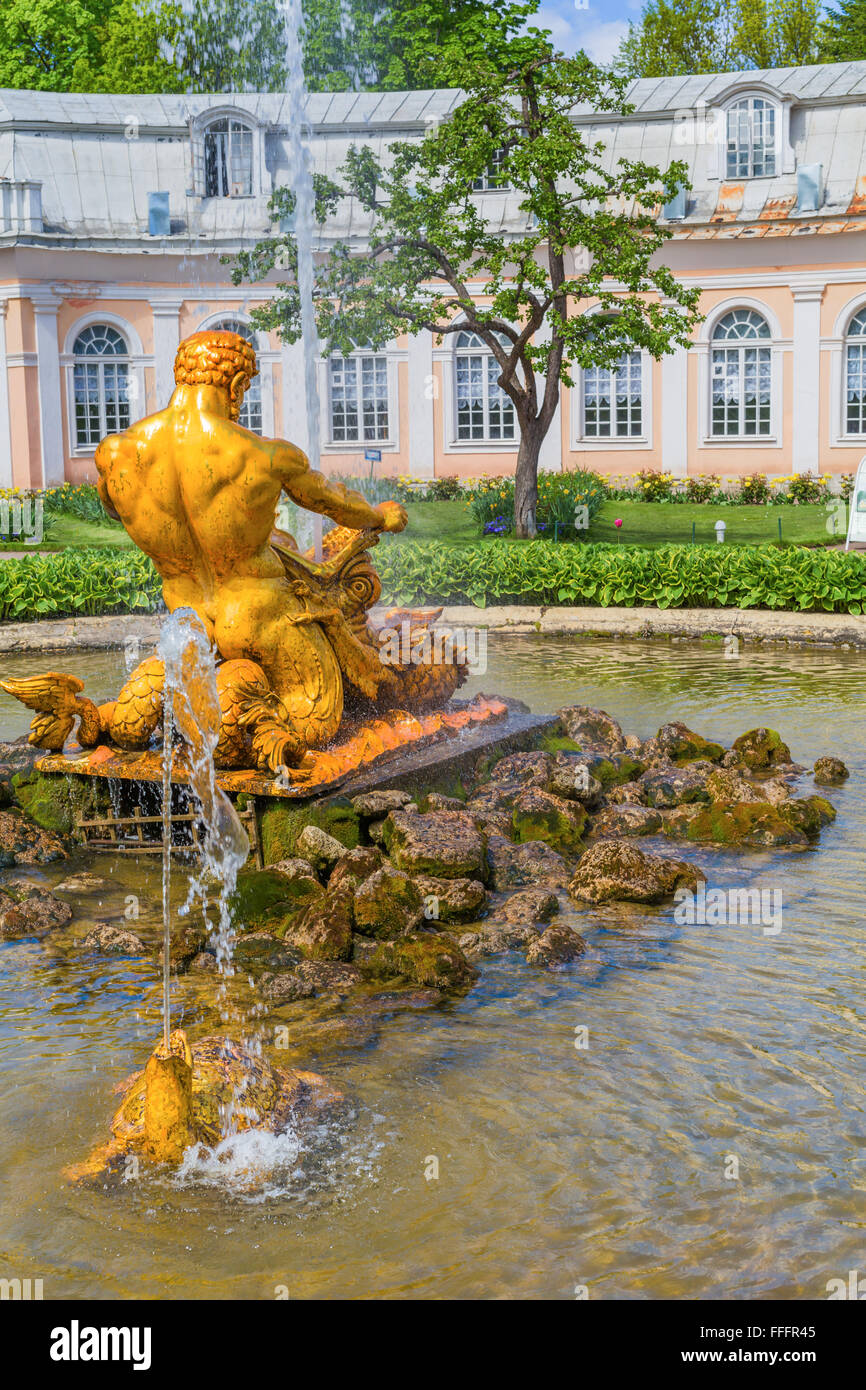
[96,388,293,632]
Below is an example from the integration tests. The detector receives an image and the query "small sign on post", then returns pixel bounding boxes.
[845,456,866,550]
[364,449,381,463]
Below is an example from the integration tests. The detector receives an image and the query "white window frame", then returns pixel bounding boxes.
[191,108,263,199]
[710,86,794,182]
[317,345,401,455]
[451,330,517,446]
[696,300,784,447]
[431,322,520,455]
[571,351,653,451]
[841,305,866,440]
[472,148,510,192]
[62,313,148,458]
[326,350,391,446]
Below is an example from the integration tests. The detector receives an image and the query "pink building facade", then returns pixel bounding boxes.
[1,65,866,490]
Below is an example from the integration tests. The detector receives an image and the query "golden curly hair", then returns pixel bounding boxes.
[173,330,259,389]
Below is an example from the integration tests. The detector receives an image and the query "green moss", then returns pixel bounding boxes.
[731,727,791,770]
[259,797,360,865]
[679,801,808,848]
[11,769,107,837]
[537,733,582,755]
[512,801,587,854]
[230,867,324,936]
[365,933,476,992]
[779,795,836,837]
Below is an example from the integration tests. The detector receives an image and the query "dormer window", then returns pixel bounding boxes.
[473,149,509,192]
[726,97,776,179]
[203,117,253,197]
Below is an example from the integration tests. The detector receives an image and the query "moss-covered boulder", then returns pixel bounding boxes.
[568,839,705,905]
[0,882,72,939]
[589,804,663,838]
[525,923,586,968]
[383,808,488,881]
[645,722,725,766]
[486,835,572,891]
[410,874,487,924]
[511,788,587,854]
[731,727,792,770]
[813,756,849,785]
[259,796,360,866]
[638,762,713,809]
[366,933,477,992]
[779,795,836,836]
[10,768,79,836]
[704,769,790,805]
[556,705,626,754]
[289,886,354,961]
[328,845,385,892]
[230,865,324,938]
[353,865,424,938]
[667,801,809,848]
[0,739,42,806]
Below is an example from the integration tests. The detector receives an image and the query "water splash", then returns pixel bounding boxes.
[277,0,323,562]
[157,609,249,1048]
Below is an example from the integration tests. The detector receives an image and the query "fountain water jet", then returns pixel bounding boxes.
[157,609,249,1049]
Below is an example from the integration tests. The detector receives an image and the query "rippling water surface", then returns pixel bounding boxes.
[1,635,864,1299]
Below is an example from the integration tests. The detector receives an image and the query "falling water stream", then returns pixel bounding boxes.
[278,0,323,562]
[157,610,249,1051]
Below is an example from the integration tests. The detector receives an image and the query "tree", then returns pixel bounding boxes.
[0,0,116,89]
[820,0,866,60]
[616,0,821,77]
[232,43,701,537]
[615,0,735,78]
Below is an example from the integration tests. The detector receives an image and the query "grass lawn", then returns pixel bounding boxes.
[381,498,840,549]
[0,514,135,551]
[3,497,840,554]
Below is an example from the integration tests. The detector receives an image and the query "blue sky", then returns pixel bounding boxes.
[535,0,643,64]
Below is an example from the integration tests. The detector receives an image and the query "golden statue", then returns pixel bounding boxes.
[2,330,490,782]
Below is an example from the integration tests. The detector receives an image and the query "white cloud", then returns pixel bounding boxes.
[535,8,631,64]
[578,20,631,64]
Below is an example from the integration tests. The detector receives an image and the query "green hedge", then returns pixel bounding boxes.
[376,541,866,613]
[2,540,866,622]
[0,548,161,620]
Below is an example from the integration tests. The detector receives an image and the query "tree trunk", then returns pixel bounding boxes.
[514,425,542,539]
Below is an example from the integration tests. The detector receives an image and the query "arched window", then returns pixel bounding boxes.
[726,97,776,179]
[203,117,253,197]
[583,352,643,438]
[328,348,389,443]
[72,324,131,447]
[209,318,262,433]
[845,308,866,436]
[710,309,772,438]
[455,331,515,442]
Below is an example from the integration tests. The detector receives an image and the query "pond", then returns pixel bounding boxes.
[0,634,863,1299]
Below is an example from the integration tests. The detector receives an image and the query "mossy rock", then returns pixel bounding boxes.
[731,728,791,770]
[511,789,587,854]
[672,801,808,848]
[11,769,92,837]
[365,933,477,992]
[289,887,354,961]
[653,721,725,765]
[230,866,325,937]
[779,795,836,837]
[353,866,424,939]
[259,797,360,865]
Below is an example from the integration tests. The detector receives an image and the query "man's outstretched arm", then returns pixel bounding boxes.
[276,443,407,534]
